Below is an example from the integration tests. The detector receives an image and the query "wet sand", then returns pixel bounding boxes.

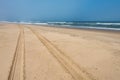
[0,23,120,80]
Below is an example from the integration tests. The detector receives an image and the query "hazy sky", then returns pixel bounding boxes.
[0,0,120,21]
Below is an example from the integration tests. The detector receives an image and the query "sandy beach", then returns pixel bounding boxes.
[0,23,120,80]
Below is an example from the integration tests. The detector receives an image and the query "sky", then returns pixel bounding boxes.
[0,0,120,22]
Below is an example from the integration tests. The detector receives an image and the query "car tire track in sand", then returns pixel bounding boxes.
[8,25,25,80]
[28,27,96,80]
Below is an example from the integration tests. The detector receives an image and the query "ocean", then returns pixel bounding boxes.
[47,21,120,31]
[1,21,120,31]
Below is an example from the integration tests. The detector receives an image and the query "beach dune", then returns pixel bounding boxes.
[0,23,120,80]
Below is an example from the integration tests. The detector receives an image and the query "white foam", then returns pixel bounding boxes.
[80,26,120,31]
[96,22,120,25]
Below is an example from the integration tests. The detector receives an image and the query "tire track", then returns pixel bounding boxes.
[8,25,25,80]
[28,27,96,80]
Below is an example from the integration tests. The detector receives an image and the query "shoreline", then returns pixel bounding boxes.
[1,22,120,32]
[29,24,120,34]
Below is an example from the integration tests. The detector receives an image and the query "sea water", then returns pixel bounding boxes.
[47,21,120,31]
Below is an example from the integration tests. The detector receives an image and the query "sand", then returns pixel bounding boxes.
[0,23,120,80]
